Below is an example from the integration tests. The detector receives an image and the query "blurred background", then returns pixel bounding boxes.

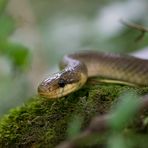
[0,0,147,116]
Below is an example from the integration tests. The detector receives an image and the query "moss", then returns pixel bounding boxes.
[0,78,148,147]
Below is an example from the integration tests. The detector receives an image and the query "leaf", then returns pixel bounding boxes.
[108,92,140,131]
[0,40,31,71]
[67,115,83,139]
[0,0,8,14]
[0,15,15,39]
[107,133,127,148]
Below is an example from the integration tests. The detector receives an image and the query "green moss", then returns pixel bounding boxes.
[0,78,148,147]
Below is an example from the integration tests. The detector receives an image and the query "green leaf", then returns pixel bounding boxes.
[107,133,127,148]
[0,40,30,71]
[0,0,8,14]
[108,92,141,131]
[0,15,15,39]
[67,115,83,139]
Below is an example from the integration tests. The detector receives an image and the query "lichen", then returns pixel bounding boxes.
[0,78,148,147]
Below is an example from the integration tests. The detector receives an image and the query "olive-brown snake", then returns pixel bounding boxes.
[38,51,148,99]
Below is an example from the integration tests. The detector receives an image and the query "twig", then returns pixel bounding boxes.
[120,19,148,41]
[56,95,148,148]
[120,19,148,32]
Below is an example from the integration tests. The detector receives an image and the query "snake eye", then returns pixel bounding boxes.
[58,79,66,88]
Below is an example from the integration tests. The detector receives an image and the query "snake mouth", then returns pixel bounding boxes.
[38,84,73,99]
[38,82,82,99]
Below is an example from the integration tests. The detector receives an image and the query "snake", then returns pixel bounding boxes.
[38,51,148,99]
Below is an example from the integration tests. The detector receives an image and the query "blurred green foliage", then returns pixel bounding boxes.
[0,40,30,71]
[67,115,83,139]
[109,92,140,131]
[0,1,30,115]
[0,2,30,72]
[0,15,15,39]
[0,0,8,14]
[108,134,127,148]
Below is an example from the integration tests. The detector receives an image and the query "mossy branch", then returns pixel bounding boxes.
[0,78,148,147]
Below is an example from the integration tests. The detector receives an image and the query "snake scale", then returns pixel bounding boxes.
[38,51,148,99]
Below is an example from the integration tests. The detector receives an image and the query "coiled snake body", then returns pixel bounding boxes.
[38,51,148,99]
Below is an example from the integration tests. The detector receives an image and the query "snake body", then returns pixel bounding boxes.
[38,51,148,99]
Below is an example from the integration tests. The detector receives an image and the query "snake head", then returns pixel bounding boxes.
[38,68,87,99]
